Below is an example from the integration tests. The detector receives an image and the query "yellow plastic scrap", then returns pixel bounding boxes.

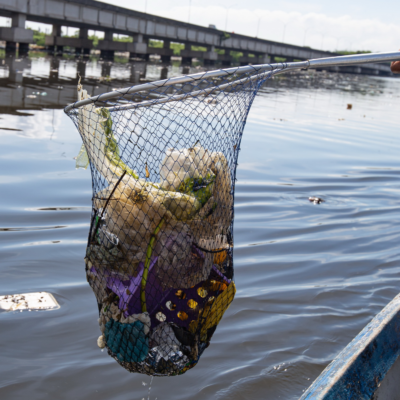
[189,281,236,339]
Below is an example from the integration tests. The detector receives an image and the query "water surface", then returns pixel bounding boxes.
[0,54,399,400]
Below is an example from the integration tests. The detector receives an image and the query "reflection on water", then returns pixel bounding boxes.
[0,54,394,115]
[0,53,400,400]
[0,56,211,119]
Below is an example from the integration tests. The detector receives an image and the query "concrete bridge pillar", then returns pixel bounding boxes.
[204,45,217,65]
[76,60,86,80]
[131,69,141,83]
[104,30,113,41]
[259,54,271,64]
[101,62,112,78]
[75,28,91,55]
[1,12,33,54]
[134,34,144,43]
[46,24,63,54]
[181,43,192,65]
[49,57,60,83]
[130,62,147,83]
[46,24,94,56]
[160,66,168,79]
[218,49,232,66]
[52,24,62,37]
[100,49,114,59]
[100,30,115,59]
[80,28,88,39]
[129,34,148,60]
[6,57,30,83]
[239,52,251,66]
[239,51,260,65]
[161,40,171,62]
[11,13,26,28]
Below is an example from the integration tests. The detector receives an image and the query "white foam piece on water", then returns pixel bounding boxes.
[0,292,60,312]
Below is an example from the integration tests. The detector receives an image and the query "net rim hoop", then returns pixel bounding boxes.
[64,51,400,113]
[64,61,308,113]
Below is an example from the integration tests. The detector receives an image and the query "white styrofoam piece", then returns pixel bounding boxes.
[0,292,59,312]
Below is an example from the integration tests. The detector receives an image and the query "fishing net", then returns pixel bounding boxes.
[65,64,277,376]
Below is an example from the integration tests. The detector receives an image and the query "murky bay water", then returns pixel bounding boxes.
[0,55,399,399]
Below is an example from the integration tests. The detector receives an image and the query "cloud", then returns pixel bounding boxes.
[160,6,400,52]
[107,0,400,52]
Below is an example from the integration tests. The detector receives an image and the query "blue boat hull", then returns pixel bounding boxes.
[300,294,400,400]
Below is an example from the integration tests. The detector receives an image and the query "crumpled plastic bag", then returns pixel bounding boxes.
[188,145,213,177]
[148,323,188,373]
[160,148,200,191]
[153,227,213,289]
[75,143,90,169]
[186,148,233,244]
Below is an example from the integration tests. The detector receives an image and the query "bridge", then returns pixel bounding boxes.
[0,0,394,76]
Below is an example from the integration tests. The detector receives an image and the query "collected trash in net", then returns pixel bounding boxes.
[65,65,272,376]
[64,51,400,376]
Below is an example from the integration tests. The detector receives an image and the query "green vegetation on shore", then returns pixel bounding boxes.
[29,31,256,63]
[30,29,133,48]
[148,40,185,56]
[31,29,46,47]
[29,29,373,61]
[337,50,372,55]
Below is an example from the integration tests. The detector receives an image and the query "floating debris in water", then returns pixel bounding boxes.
[347,104,353,110]
[0,292,59,312]
[309,197,324,204]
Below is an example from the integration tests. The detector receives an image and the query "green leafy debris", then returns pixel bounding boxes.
[177,174,216,206]
[97,108,139,179]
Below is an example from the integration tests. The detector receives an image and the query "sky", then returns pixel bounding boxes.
[96,0,400,52]
[4,0,399,52]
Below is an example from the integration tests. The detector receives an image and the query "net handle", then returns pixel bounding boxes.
[64,51,400,113]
